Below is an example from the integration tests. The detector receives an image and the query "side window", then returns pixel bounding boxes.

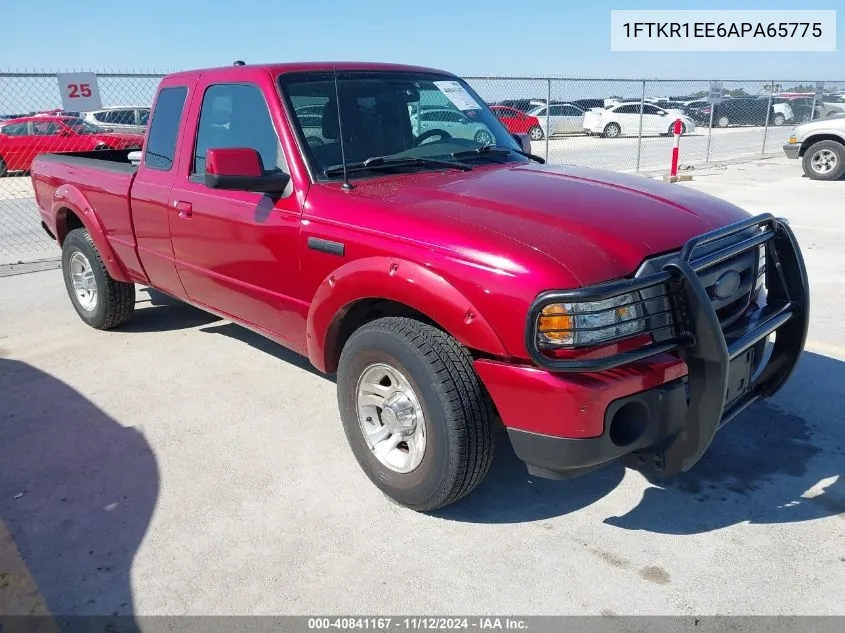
[643,105,662,115]
[193,83,285,177]
[144,86,188,171]
[93,112,109,122]
[548,106,564,116]
[112,110,136,125]
[32,121,59,136]
[562,106,582,116]
[139,110,150,126]
[1,123,29,136]
[615,105,639,114]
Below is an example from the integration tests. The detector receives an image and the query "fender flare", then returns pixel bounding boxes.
[307,257,508,373]
[51,184,131,282]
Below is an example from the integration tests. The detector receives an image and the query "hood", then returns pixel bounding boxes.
[347,163,751,286]
[795,116,845,135]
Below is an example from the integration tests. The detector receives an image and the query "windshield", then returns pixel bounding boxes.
[63,118,105,134]
[278,70,526,180]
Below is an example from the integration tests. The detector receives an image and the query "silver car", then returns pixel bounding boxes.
[526,103,585,137]
[82,107,150,135]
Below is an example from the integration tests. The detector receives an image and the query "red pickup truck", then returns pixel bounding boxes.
[31,62,809,511]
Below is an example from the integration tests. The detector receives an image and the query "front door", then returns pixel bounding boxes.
[168,79,305,348]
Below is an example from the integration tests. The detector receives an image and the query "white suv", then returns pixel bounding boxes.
[783,116,845,180]
[82,107,149,135]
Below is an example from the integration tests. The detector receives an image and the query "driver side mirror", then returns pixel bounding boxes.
[512,133,532,153]
[205,147,290,194]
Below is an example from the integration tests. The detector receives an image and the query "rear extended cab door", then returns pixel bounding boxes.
[166,67,311,352]
[131,75,198,299]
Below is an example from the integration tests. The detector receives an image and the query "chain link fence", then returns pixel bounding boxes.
[2,72,844,266]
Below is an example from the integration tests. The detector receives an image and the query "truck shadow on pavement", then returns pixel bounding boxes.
[117,286,220,332]
[0,358,156,631]
[437,351,844,532]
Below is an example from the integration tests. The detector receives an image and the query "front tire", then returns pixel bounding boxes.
[773,113,786,126]
[603,122,621,138]
[717,115,730,128]
[801,140,845,181]
[337,317,495,511]
[61,228,135,329]
[528,125,544,141]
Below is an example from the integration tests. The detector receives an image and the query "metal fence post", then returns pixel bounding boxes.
[635,80,645,172]
[545,78,551,162]
[761,82,774,156]
[706,103,714,164]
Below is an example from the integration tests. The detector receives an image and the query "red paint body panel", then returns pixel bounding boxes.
[475,355,688,438]
[206,148,263,177]
[29,62,763,441]
[489,106,541,134]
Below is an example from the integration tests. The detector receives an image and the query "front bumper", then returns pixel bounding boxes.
[783,143,801,159]
[484,214,809,478]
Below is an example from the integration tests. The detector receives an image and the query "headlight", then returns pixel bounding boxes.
[537,293,646,347]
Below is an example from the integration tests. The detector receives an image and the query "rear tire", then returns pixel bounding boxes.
[773,113,786,126]
[528,125,544,141]
[61,228,135,329]
[801,140,845,181]
[603,122,621,138]
[337,317,495,511]
[717,115,730,128]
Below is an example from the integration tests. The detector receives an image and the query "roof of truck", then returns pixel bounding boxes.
[164,61,456,79]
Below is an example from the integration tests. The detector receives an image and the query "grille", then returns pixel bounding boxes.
[636,226,764,341]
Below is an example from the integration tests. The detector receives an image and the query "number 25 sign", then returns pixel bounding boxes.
[57,72,102,111]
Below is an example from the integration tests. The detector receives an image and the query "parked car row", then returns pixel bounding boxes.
[0,115,144,176]
[490,99,695,139]
[488,92,845,135]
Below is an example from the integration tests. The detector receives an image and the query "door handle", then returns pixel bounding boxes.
[173,200,192,219]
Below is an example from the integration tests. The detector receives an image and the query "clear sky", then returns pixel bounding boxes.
[1,0,842,79]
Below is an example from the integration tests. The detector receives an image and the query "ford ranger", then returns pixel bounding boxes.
[31,62,809,511]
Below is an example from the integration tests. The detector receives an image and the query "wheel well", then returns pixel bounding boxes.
[800,135,845,157]
[326,298,440,373]
[57,207,84,244]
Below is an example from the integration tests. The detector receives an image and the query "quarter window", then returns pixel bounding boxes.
[144,86,188,171]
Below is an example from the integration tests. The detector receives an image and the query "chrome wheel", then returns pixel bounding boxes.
[356,362,426,473]
[811,149,838,175]
[474,130,493,145]
[69,251,97,311]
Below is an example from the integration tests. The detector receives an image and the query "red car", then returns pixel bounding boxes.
[31,62,808,511]
[0,116,143,176]
[489,105,544,140]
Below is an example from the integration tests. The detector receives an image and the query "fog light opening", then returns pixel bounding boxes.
[608,401,649,447]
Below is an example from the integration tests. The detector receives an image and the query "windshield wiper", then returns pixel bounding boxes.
[451,144,546,164]
[324,156,472,177]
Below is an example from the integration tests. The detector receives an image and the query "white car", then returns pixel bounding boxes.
[771,102,795,125]
[410,107,494,145]
[526,103,585,136]
[583,102,696,138]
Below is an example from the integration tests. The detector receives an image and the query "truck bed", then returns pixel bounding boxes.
[31,149,140,268]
